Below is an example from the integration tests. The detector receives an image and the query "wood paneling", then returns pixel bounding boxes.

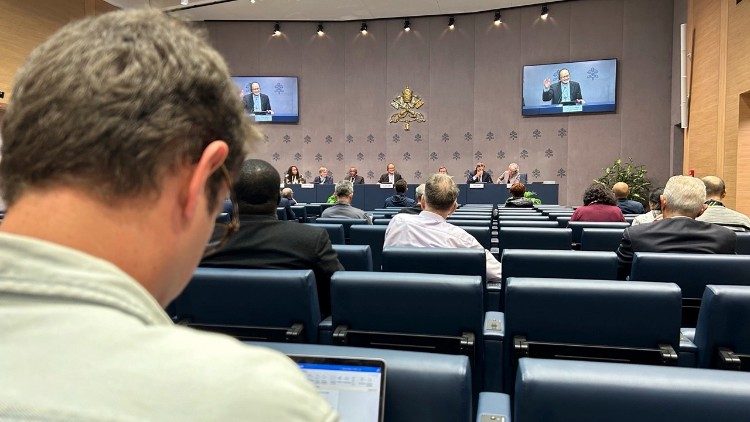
[738,93,750,214]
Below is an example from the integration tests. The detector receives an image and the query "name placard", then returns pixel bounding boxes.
[252,114,273,122]
[562,104,583,113]
[542,181,557,184]
[469,183,485,189]
[379,183,393,189]
[300,183,315,189]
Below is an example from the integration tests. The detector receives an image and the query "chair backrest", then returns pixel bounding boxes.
[374,219,391,225]
[172,268,320,343]
[289,205,307,222]
[276,207,287,220]
[580,227,626,252]
[694,285,750,369]
[457,226,492,250]
[350,225,388,271]
[314,217,369,241]
[332,244,373,271]
[514,358,750,421]
[555,216,571,227]
[496,215,549,221]
[447,214,491,220]
[306,223,345,245]
[498,227,571,257]
[382,247,485,281]
[257,342,473,422]
[446,219,491,227]
[737,232,750,254]
[304,203,322,218]
[501,249,619,285]
[498,220,560,228]
[567,221,630,243]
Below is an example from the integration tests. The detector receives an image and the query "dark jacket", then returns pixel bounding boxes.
[617,198,645,215]
[346,175,365,184]
[242,93,271,113]
[467,173,493,184]
[542,81,583,104]
[384,194,417,208]
[504,197,534,208]
[313,175,334,184]
[378,173,404,184]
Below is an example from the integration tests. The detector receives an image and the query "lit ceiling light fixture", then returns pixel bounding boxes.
[360,22,368,35]
[180,0,188,5]
[273,22,281,36]
[317,23,325,36]
[448,16,455,30]
[541,5,549,19]
[404,18,411,32]
[494,11,502,26]
[250,0,255,3]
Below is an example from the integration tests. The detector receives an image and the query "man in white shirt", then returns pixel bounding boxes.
[0,10,335,421]
[384,173,502,282]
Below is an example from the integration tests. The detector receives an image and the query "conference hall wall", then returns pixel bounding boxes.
[207,0,674,205]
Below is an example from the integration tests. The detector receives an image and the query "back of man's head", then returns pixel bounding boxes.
[424,173,459,213]
[394,179,408,194]
[0,9,251,210]
[663,175,706,217]
[701,176,725,198]
[335,180,354,198]
[235,159,281,214]
[612,182,629,199]
[281,187,294,199]
[415,184,426,202]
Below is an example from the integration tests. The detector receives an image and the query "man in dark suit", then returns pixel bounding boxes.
[378,162,404,184]
[242,82,272,114]
[542,68,583,105]
[467,162,493,183]
[201,159,343,315]
[312,166,334,184]
[616,175,736,279]
[613,182,645,214]
[346,166,365,184]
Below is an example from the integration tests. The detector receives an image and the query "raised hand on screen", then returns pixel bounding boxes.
[543,78,552,90]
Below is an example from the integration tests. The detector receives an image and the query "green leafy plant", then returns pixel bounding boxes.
[524,191,542,205]
[595,158,651,205]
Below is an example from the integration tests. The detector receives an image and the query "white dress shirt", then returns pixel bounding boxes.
[384,210,502,282]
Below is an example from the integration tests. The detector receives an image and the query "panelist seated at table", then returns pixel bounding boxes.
[496,162,527,185]
[345,166,365,184]
[466,162,492,184]
[283,165,305,184]
[378,163,404,184]
[312,166,334,184]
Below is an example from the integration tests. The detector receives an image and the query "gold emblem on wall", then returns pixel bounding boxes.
[389,86,426,130]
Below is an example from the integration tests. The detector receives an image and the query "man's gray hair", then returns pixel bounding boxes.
[701,176,725,197]
[415,184,426,201]
[424,173,459,212]
[1,9,253,208]
[334,180,354,197]
[663,175,706,216]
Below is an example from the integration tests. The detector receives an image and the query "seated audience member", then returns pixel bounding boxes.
[399,183,425,215]
[631,187,664,226]
[497,162,526,184]
[346,166,365,184]
[202,159,343,315]
[283,165,305,184]
[278,187,297,221]
[696,176,750,231]
[613,182,645,214]
[378,162,404,184]
[384,173,502,283]
[616,175,736,279]
[504,182,534,208]
[570,184,626,222]
[320,180,372,224]
[313,166,333,184]
[0,10,334,419]
[438,166,449,175]
[467,162,493,183]
[384,179,417,208]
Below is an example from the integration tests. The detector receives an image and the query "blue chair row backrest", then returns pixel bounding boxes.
[567,221,630,243]
[331,244,373,271]
[736,232,750,254]
[497,227,572,257]
[350,225,387,270]
[314,217,369,241]
[306,223,345,245]
[580,227,625,252]
[694,285,750,370]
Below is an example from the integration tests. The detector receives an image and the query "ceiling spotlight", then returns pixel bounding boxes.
[250,0,255,3]
[317,23,325,36]
[541,5,549,19]
[494,11,502,26]
[404,18,411,32]
[448,16,455,30]
[273,22,281,36]
[180,0,188,5]
[360,22,368,35]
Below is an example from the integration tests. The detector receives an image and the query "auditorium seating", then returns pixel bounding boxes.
[503,277,683,392]
[693,285,750,370]
[511,358,750,421]
[306,223,345,245]
[447,219,492,227]
[497,220,559,228]
[580,227,625,251]
[458,226,492,250]
[328,271,502,392]
[350,225,387,271]
[303,203,322,218]
[497,227,572,257]
[630,252,750,326]
[331,244,373,271]
[275,207,287,220]
[567,221,630,244]
[289,205,307,222]
[737,232,750,254]
[497,215,549,221]
[171,268,321,343]
[555,216,571,227]
[313,217,369,242]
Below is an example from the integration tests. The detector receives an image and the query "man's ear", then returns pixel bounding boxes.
[449,201,458,215]
[659,195,667,214]
[696,203,708,217]
[183,140,229,221]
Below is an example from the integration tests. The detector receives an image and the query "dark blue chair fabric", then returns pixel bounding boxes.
[497,216,549,221]
[497,227,572,256]
[567,221,630,243]
[374,219,391,225]
[255,342,473,422]
[501,249,618,283]
[694,285,750,369]
[580,227,626,252]
[498,220,560,228]
[514,358,750,422]
[331,244,373,271]
[306,223,345,245]
[459,226,492,250]
[736,232,750,254]
[172,268,320,343]
[276,207,287,220]
[447,219,492,227]
[314,217,368,241]
[350,225,387,271]
[289,205,307,222]
[304,203,322,218]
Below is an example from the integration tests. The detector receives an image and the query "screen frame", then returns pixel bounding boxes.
[521,57,618,117]
[232,75,300,124]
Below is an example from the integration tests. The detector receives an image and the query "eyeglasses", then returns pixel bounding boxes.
[203,165,239,257]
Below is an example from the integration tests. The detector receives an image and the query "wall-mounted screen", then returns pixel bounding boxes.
[231,76,299,123]
[522,59,617,116]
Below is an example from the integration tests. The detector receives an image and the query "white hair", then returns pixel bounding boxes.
[663,175,706,216]
[334,180,354,197]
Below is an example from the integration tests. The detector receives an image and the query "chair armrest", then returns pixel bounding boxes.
[486,281,502,292]
[681,327,696,343]
[476,392,511,422]
[484,311,504,339]
[678,331,697,368]
[318,316,333,345]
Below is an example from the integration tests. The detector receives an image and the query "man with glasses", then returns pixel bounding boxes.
[0,10,335,421]
[542,68,584,105]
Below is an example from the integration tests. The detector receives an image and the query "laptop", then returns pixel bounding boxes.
[289,355,386,422]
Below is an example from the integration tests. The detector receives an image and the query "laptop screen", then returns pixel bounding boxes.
[290,355,385,422]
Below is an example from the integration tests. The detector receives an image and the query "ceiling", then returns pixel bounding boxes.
[105,0,566,22]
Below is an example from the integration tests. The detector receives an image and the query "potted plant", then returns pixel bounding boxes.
[594,158,651,205]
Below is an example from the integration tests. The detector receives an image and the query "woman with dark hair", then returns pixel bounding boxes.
[570,183,626,222]
[504,183,534,208]
[283,165,306,184]
[631,187,664,225]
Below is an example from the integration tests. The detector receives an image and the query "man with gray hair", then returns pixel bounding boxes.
[399,183,425,214]
[616,175,736,279]
[320,180,372,223]
[0,10,335,420]
[385,174,502,282]
[696,175,750,231]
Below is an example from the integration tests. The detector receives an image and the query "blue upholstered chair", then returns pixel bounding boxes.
[289,205,307,222]
[497,220,560,228]
[171,268,320,343]
[306,223,345,245]
[331,244,373,271]
[694,285,750,370]
[350,225,387,271]
[314,217,369,242]
[276,207,287,220]
[497,227,572,257]
[555,216,571,227]
[513,358,750,421]
[567,221,630,244]
[447,219,492,227]
[737,232,750,254]
[328,271,504,393]
[503,278,683,393]
[630,252,750,326]
[580,227,626,252]
[496,215,549,221]
[458,226,492,250]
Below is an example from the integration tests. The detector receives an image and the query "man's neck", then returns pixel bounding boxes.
[424,207,451,219]
[336,198,351,205]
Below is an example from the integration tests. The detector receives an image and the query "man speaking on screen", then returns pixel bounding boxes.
[542,68,584,105]
[243,82,273,115]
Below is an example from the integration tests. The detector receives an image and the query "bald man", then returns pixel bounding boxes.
[696,176,750,231]
[613,182,645,214]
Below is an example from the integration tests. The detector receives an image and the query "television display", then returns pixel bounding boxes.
[231,76,299,123]
[522,59,617,116]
